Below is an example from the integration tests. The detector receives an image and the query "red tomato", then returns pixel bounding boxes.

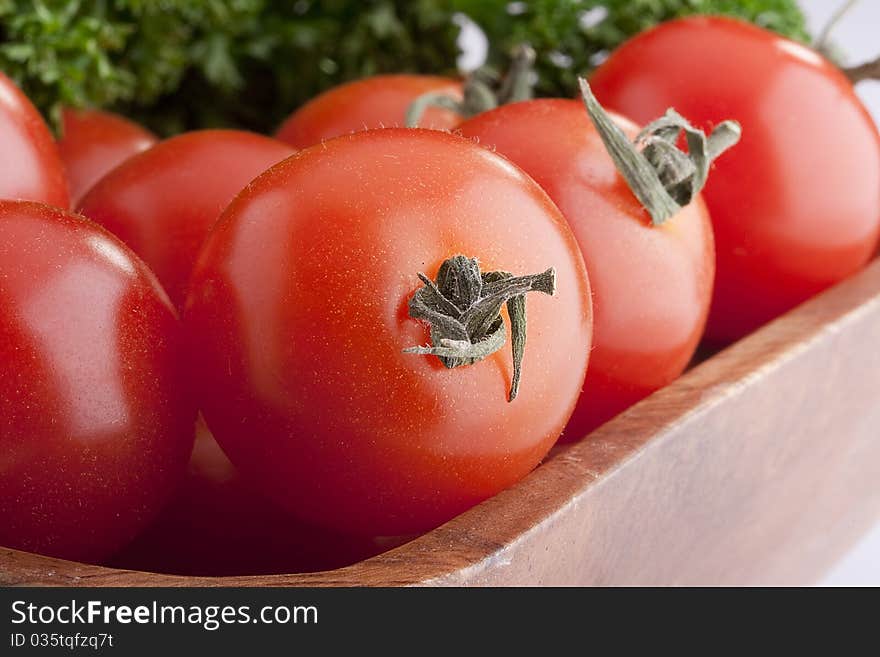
[459,99,715,439]
[0,71,68,207]
[0,201,195,563]
[108,419,395,576]
[78,130,294,309]
[185,128,592,536]
[57,108,157,207]
[275,74,462,149]
[590,16,880,343]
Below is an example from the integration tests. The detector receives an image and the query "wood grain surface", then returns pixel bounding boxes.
[3,258,880,586]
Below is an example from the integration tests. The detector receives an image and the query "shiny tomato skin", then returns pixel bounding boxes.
[185,128,592,536]
[275,74,462,149]
[459,100,715,439]
[58,108,158,207]
[0,71,68,207]
[78,130,294,309]
[0,201,195,563]
[590,16,880,343]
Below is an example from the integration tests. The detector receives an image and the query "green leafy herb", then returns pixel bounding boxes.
[0,0,808,135]
[453,0,810,100]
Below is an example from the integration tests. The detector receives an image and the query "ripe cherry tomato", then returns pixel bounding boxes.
[590,16,880,343]
[275,74,462,149]
[57,108,158,207]
[78,130,294,308]
[459,99,715,439]
[0,71,68,207]
[0,201,195,563]
[108,419,393,576]
[185,128,592,536]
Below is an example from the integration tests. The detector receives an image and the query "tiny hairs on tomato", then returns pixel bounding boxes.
[0,200,196,562]
[183,128,593,537]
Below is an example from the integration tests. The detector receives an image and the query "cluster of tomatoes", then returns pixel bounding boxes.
[1,16,878,576]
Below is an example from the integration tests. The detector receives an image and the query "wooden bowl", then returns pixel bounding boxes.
[3,259,880,586]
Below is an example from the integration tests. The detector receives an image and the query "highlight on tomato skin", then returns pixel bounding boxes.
[0,200,196,564]
[589,15,880,344]
[275,74,463,149]
[184,127,593,538]
[57,108,158,208]
[458,98,716,441]
[6,10,876,576]
[0,71,69,208]
[77,129,295,310]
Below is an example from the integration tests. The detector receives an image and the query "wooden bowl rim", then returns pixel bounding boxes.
[4,258,880,586]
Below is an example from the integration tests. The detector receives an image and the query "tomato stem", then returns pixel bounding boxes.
[406,44,537,128]
[843,55,880,84]
[813,0,880,83]
[578,78,741,226]
[403,255,555,402]
[814,0,859,54]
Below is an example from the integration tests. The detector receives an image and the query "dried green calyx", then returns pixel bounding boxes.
[403,255,555,402]
[578,77,742,225]
[405,44,537,128]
